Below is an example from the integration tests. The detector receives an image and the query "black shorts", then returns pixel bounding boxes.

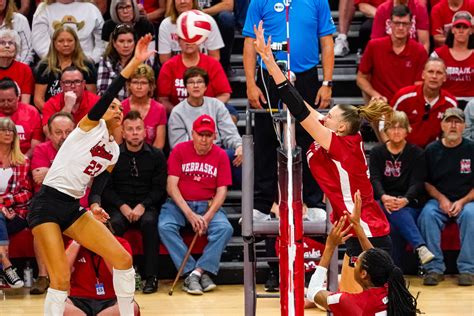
[27,185,86,231]
[345,235,392,268]
[69,296,116,316]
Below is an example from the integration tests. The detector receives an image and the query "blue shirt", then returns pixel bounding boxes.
[243,0,336,73]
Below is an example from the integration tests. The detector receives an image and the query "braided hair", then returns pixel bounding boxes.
[360,248,418,316]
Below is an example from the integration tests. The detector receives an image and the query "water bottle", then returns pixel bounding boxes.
[134,266,142,291]
[23,261,33,287]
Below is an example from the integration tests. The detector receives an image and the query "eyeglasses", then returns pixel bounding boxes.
[453,24,470,29]
[0,40,15,47]
[391,21,411,28]
[422,103,431,121]
[117,4,132,11]
[186,80,205,86]
[130,157,138,177]
[0,128,14,133]
[61,80,83,87]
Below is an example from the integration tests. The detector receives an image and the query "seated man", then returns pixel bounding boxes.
[418,108,474,286]
[89,111,167,294]
[158,115,234,295]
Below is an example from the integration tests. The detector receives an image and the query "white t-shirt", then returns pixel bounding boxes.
[158,16,224,55]
[0,168,13,194]
[43,120,119,199]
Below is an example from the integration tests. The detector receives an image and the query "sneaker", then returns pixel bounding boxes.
[142,276,158,294]
[30,276,49,294]
[334,35,350,57]
[253,209,271,222]
[458,273,473,286]
[1,266,24,288]
[200,273,217,292]
[416,245,435,265]
[264,270,279,292]
[183,274,203,295]
[422,272,444,286]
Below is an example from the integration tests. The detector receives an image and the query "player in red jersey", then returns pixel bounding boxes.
[253,21,393,292]
[307,191,418,316]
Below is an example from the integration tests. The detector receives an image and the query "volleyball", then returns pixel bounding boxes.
[176,10,212,45]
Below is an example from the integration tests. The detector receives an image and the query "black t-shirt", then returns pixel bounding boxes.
[101,18,155,42]
[34,60,97,102]
[369,142,425,205]
[425,138,474,201]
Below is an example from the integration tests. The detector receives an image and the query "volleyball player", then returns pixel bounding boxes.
[27,34,155,315]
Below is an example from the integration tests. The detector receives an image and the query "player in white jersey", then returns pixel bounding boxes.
[27,34,155,316]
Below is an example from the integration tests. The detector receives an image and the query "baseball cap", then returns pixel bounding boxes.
[442,108,465,122]
[193,114,216,134]
[452,11,472,27]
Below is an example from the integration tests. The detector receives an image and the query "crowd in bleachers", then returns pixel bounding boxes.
[0,0,472,310]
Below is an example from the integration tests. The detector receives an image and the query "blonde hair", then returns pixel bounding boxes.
[128,64,156,97]
[338,99,393,135]
[0,0,18,29]
[166,0,200,23]
[383,110,412,133]
[0,117,25,166]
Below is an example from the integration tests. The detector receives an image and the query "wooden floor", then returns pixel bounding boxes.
[0,276,472,315]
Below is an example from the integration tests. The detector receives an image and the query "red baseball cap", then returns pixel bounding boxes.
[452,11,472,27]
[193,114,216,134]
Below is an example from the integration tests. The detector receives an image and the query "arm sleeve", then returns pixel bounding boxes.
[158,19,172,54]
[88,170,111,205]
[275,80,310,122]
[317,0,337,37]
[141,149,167,208]
[87,74,126,121]
[31,4,51,59]
[368,146,387,199]
[168,111,190,149]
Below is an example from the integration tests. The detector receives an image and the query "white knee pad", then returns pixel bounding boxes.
[306,266,328,302]
[45,288,68,316]
[113,267,135,316]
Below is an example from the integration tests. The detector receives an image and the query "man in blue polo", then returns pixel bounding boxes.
[242,0,336,292]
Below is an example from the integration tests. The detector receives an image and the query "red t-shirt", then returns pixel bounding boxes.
[391,84,457,147]
[327,287,388,316]
[359,37,427,101]
[142,0,159,13]
[168,140,232,201]
[431,0,474,36]
[306,133,390,238]
[69,237,132,300]
[31,141,57,192]
[0,60,34,95]
[371,0,429,40]
[0,103,43,154]
[355,0,385,9]
[433,45,474,97]
[122,98,167,145]
[158,53,232,106]
[42,91,100,126]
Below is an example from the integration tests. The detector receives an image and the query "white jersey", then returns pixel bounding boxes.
[43,120,119,199]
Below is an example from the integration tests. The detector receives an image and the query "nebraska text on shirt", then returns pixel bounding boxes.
[182,162,217,176]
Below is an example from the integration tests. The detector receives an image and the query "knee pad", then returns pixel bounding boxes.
[113,267,135,297]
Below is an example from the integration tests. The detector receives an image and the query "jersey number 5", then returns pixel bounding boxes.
[83,160,103,177]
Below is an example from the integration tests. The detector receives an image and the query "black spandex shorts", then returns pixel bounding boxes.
[345,235,392,267]
[27,185,86,231]
[69,296,117,316]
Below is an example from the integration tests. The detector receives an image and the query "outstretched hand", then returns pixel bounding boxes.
[344,190,362,228]
[253,21,274,62]
[326,216,352,248]
[134,34,156,63]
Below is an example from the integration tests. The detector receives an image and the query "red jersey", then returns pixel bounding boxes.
[433,46,474,97]
[431,0,474,36]
[359,37,427,102]
[306,133,390,238]
[0,60,34,95]
[391,84,457,148]
[158,53,232,106]
[31,141,58,192]
[168,140,232,201]
[42,91,100,126]
[328,287,388,316]
[69,237,132,300]
[0,103,43,154]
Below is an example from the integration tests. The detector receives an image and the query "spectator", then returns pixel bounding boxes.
[102,0,155,42]
[391,58,457,148]
[369,111,434,267]
[418,108,474,286]
[464,99,474,140]
[357,0,386,52]
[357,5,427,104]
[431,1,474,47]
[29,112,75,295]
[64,224,140,315]
[158,35,231,113]
[0,0,33,64]
[158,0,224,65]
[122,64,166,149]
[334,0,355,57]
[97,24,136,101]
[0,78,41,157]
[139,0,166,24]
[0,29,34,104]
[34,26,97,111]
[41,66,100,134]
[371,0,429,52]
[31,0,105,63]
[431,11,474,102]
[199,0,234,74]
[89,111,167,295]
[0,116,32,289]
[158,115,233,295]
[168,67,242,186]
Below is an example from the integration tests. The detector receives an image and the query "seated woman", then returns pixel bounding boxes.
[122,64,166,149]
[0,117,33,288]
[34,26,97,111]
[369,111,434,267]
